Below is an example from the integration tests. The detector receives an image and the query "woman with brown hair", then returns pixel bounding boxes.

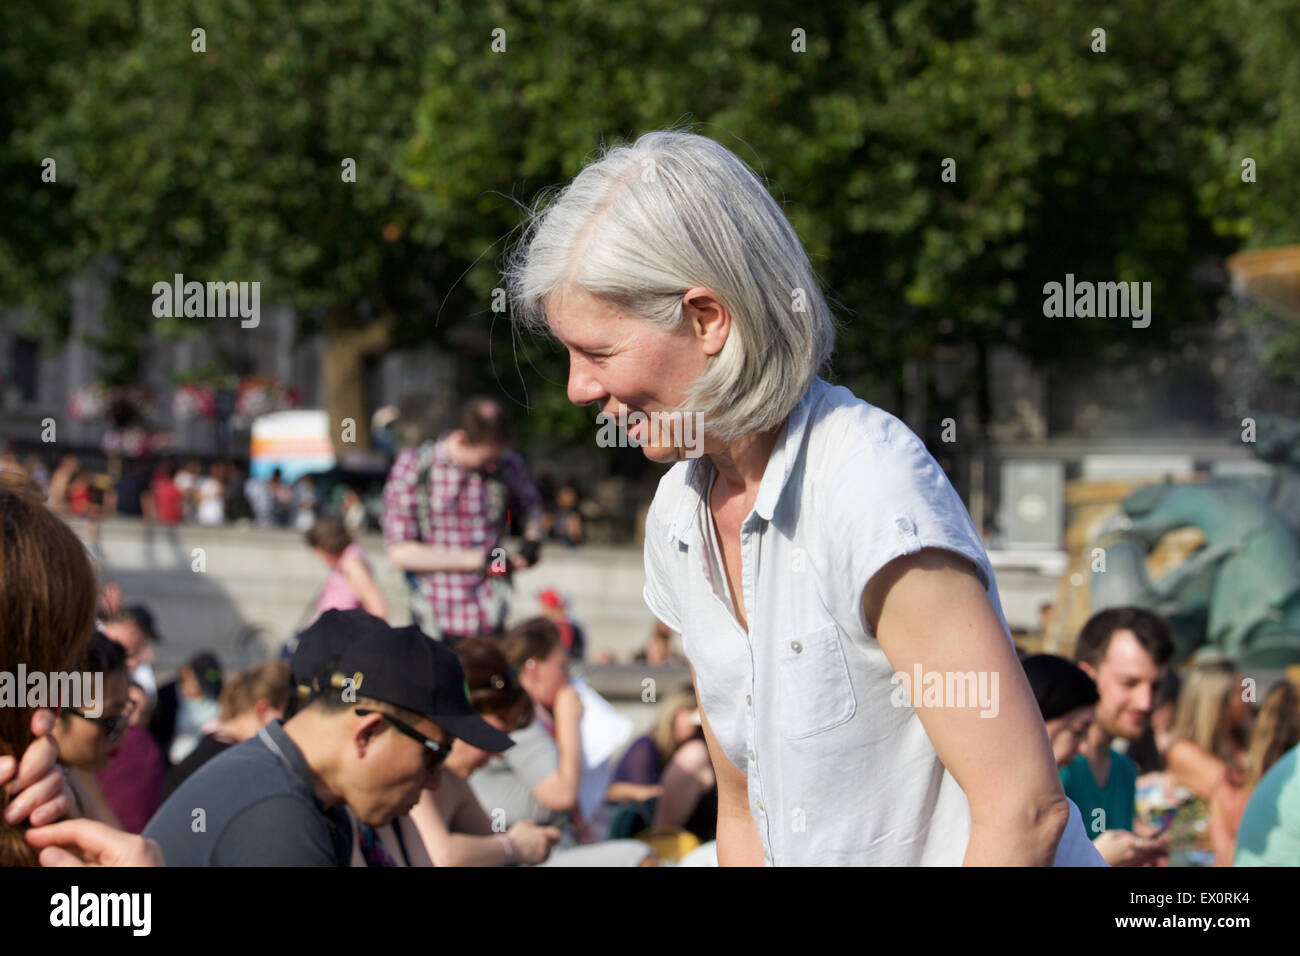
[305,516,388,621]
[1,472,157,866]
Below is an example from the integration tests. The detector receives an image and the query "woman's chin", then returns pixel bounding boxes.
[641,443,686,464]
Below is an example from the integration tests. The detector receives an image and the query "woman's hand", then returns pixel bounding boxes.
[26,818,164,867]
[1,710,75,828]
[506,820,561,864]
[1093,828,1168,866]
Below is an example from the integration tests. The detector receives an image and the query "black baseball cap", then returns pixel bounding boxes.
[187,651,224,698]
[123,604,163,643]
[292,609,389,700]
[331,625,515,753]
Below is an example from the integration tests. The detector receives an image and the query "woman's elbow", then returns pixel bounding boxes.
[1021,796,1072,856]
[974,792,1071,847]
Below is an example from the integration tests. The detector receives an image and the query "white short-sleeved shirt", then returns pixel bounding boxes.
[643,377,1104,866]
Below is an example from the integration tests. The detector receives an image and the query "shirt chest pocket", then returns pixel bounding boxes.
[778,622,857,739]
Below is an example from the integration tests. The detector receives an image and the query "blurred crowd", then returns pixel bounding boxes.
[4,406,1298,869]
[1020,607,1300,866]
[0,447,373,540]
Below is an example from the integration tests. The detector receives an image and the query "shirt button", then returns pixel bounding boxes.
[790,640,802,653]
[758,801,765,812]
[746,694,752,707]
[896,517,911,532]
[748,750,756,762]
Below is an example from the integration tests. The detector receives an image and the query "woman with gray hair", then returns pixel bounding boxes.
[505,128,1102,867]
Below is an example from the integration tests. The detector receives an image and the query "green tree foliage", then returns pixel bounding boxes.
[404,0,1276,434]
[5,0,451,384]
[3,0,1297,436]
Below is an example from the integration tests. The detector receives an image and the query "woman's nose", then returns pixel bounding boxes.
[566,355,605,406]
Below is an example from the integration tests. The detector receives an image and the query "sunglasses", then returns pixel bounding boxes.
[68,699,135,744]
[354,708,448,770]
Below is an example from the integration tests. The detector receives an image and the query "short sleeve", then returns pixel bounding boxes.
[641,492,682,632]
[504,721,560,790]
[820,424,992,635]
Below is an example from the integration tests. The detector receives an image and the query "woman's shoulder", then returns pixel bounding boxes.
[803,380,919,470]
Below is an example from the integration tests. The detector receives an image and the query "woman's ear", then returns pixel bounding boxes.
[682,287,730,357]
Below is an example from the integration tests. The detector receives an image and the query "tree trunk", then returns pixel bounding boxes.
[321,308,394,457]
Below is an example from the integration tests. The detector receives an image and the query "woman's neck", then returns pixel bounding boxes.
[706,425,782,498]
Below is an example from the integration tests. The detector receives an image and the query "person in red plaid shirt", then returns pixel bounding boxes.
[382,397,545,644]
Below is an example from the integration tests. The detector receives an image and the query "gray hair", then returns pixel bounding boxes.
[503,129,835,441]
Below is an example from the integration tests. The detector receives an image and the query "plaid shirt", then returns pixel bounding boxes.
[381,436,542,637]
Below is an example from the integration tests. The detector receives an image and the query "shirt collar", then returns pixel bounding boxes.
[667,377,826,543]
[258,719,318,800]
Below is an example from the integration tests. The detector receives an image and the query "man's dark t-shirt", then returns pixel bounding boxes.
[164,733,233,801]
[143,719,352,866]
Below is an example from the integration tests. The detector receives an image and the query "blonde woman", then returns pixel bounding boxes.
[608,687,716,837]
[1160,655,1253,863]
[505,128,1101,865]
[1166,656,1253,802]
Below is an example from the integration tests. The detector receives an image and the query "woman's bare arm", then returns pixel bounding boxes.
[865,548,1070,866]
[339,553,389,619]
[408,782,508,866]
[1166,738,1230,802]
[530,686,583,812]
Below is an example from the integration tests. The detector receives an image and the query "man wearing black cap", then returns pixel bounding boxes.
[143,615,514,865]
